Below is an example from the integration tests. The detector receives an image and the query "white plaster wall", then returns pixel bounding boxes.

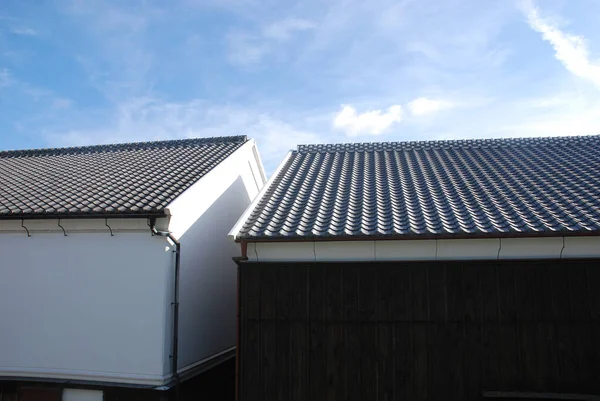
[166,140,265,372]
[0,231,173,386]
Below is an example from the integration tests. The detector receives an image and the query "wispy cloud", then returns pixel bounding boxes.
[263,18,315,41]
[408,97,453,116]
[0,68,13,87]
[522,0,600,88]
[227,17,315,66]
[333,104,403,136]
[10,27,38,36]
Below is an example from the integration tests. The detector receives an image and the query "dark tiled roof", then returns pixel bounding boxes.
[237,135,600,239]
[0,136,247,218]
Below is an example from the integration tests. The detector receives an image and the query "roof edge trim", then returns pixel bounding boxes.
[228,150,294,241]
[0,211,167,221]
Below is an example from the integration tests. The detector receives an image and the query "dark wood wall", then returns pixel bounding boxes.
[238,259,600,401]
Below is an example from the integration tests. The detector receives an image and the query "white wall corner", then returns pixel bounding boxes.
[562,236,600,258]
[246,242,258,262]
[375,240,437,261]
[315,241,375,261]
[228,151,293,241]
[499,237,563,259]
[255,242,315,262]
[251,140,268,185]
[436,238,500,260]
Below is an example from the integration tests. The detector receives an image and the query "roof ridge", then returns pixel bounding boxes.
[296,134,600,153]
[0,135,247,158]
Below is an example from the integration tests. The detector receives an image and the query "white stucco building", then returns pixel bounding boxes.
[0,136,265,401]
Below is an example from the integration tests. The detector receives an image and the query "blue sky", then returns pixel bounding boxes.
[1,0,600,172]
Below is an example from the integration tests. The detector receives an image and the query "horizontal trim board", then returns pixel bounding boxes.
[0,367,166,387]
[245,236,600,262]
[483,391,600,400]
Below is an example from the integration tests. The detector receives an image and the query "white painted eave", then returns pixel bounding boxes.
[245,236,600,262]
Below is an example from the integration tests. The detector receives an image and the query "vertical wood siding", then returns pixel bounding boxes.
[238,259,600,401]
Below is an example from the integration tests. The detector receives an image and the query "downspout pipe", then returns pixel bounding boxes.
[151,224,181,401]
[232,241,249,401]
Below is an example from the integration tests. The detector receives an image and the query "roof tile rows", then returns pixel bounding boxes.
[238,135,600,239]
[0,136,247,218]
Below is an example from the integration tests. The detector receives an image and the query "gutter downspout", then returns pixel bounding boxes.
[232,241,249,401]
[151,222,181,401]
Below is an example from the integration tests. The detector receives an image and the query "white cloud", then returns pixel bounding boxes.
[263,18,315,41]
[11,27,37,36]
[408,97,453,116]
[227,17,315,66]
[522,0,600,88]
[333,104,403,136]
[226,32,270,66]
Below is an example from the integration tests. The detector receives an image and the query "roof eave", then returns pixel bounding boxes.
[0,210,168,221]
[238,229,600,242]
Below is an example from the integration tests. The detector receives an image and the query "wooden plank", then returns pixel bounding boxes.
[342,265,359,322]
[514,261,537,322]
[289,264,308,322]
[243,320,261,401]
[393,264,411,321]
[568,262,590,322]
[360,325,378,401]
[290,322,308,401]
[446,263,464,323]
[344,323,360,401]
[496,263,517,323]
[556,324,579,392]
[498,324,520,390]
[308,322,327,401]
[377,324,394,401]
[535,323,559,392]
[428,264,447,322]
[261,321,278,401]
[17,388,62,401]
[326,264,343,322]
[260,265,278,321]
[462,263,482,323]
[533,263,554,322]
[463,323,482,399]
[394,322,414,401]
[326,324,343,401]
[377,265,395,322]
[309,264,326,322]
[412,323,429,401]
[429,323,449,401]
[244,264,261,321]
[358,264,378,322]
[276,323,291,401]
[518,323,540,391]
[446,322,465,399]
[586,264,600,321]
[276,265,291,322]
[549,264,572,322]
[481,324,501,392]
[410,264,429,322]
[480,263,499,322]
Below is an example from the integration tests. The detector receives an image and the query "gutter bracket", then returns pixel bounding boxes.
[105,218,114,236]
[21,219,31,237]
[58,219,67,236]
